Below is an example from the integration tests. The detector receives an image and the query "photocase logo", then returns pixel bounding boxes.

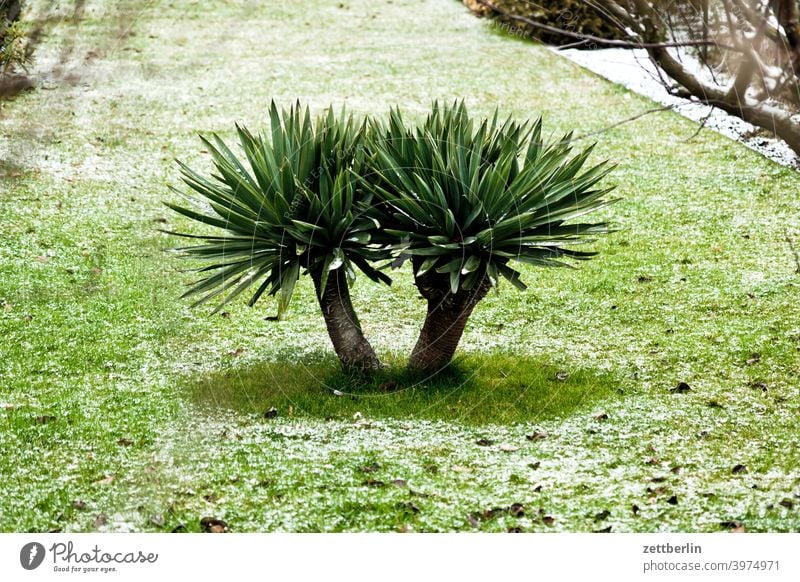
[20,542,46,570]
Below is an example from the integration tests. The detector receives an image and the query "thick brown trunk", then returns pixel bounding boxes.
[312,267,381,371]
[408,271,490,373]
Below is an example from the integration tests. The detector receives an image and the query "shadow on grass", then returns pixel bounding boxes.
[185,350,622,425]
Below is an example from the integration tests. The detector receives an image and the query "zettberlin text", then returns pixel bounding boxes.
[643,543,701,554]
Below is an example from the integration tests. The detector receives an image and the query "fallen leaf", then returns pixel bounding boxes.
[94,474,116,485]
[200,517,228,533]
[670,382,693,394]
[594,510,610,521]
[745,353,761,365]
[483,507,505,519]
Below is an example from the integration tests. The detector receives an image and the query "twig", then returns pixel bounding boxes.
[575,105,676,140]
[684,106,715,142]
[557,38,593,50]
[474,0,741,52]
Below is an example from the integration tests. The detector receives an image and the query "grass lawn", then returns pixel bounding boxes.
[1,0,799,533]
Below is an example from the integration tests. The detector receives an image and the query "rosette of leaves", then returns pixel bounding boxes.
[167,102,391,370]
[363,101,617,372]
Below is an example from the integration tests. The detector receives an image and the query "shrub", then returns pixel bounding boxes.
[462,0,626,46]
[1,0,29,75]
[363,101,616,372]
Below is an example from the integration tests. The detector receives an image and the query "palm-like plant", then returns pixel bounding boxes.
[363,101,616,373]
[166,102,391,371]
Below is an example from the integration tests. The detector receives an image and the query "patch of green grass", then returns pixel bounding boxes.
[188,352,621,425]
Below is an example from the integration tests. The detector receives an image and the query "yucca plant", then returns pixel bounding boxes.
[363,101,617,373]
[166,102,391,371]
